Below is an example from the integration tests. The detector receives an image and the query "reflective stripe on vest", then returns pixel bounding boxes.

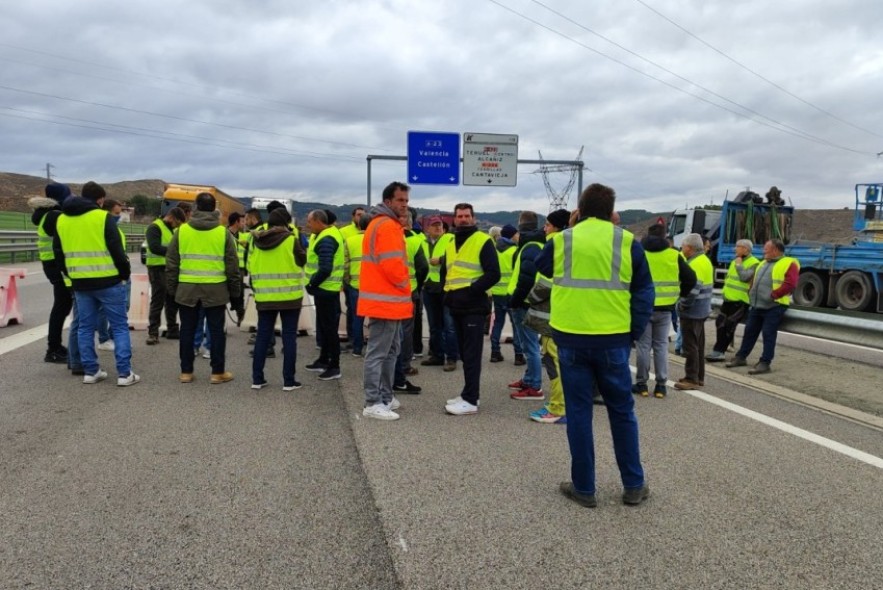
[444,231,492,292]
[56,209,118,279]
[178,224,227,284]
[549,219,633,334]
[359,216,412,314]
[405,231,423,292]
[145,219,173,267]
[644,248,681,307]
[722,256,759,303]
[306,226,345,292]
[757,256,800,306]
[507,241,542,295]
[491,244,516,295]
[687,253,714,301]
[37,214,54,262]
[248,235,304,302]
[345,233,364,289]
[427,233,454,284]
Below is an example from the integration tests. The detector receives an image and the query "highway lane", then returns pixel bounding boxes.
[1,264,881,589]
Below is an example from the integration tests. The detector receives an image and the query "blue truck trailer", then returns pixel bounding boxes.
[711,183,883,313]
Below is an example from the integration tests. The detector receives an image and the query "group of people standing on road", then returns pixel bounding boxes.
[29,178,798,510]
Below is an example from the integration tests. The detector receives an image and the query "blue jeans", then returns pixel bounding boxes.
[345,285,364,354]
[75,283,132,377]
[510,307,541,389]
[490,295,524,355]
[252,308,300,386]
[557,343,645,495]
[736,304,788,364]
[193,306,211,351]
[68,298,82,371]
[97,281,131,343]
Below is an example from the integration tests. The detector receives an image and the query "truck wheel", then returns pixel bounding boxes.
[834,271,875,312]
[793,271,826,308]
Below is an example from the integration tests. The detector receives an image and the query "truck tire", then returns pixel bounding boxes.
[793,271,827,308]
[834,270,875,312]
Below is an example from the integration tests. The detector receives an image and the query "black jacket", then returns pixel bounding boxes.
[509,228,546,308]
[440,225,500,316]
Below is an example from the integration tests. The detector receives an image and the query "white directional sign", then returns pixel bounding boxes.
[462,132,518,187]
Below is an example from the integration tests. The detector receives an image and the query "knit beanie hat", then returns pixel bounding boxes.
[268,207,291,227]
[546,209,571,231]
[500,224,518,239]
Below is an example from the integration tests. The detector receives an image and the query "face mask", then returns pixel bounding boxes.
[111,215,121,225]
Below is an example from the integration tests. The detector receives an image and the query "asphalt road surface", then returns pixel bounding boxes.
[1,261,881,589]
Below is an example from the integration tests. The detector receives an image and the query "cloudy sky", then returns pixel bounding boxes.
[2,0,882,213]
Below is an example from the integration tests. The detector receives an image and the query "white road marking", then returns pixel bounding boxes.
[681,388,883,469]
[0,323,51,356]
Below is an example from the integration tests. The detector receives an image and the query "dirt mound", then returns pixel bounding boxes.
[0,172,164,212]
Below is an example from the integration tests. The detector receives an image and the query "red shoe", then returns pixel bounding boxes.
[510,386,544,401]
[508,379,525,390]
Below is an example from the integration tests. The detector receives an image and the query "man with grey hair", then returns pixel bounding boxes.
[673,233,714,391]
[707,239,759,361]
[726,239,799,375]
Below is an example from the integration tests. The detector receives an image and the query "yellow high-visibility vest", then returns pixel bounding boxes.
[549,219,633,335]
[491,244,516,295]
[644,248,681,307]
[248,235,304,303]
[306,226,345,292]
[177,224,227,284]
[722,256,759,303]
[444,231,492,292]
[56,209,117,280]
[146,219,173,267]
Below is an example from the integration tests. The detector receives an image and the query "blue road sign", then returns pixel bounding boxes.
[407,131,460,185]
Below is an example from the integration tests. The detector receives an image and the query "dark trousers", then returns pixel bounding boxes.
[680,317,706,383]
[48,280,73,351]
[253,308,300,387]
[452,312,486,405]
[424,290,445,360]
[412,290,424,354]
[736,304,788,364]
[148,266,179,336]
[712,300,749,353]
[313,289,341,369]
[179,303,226,374]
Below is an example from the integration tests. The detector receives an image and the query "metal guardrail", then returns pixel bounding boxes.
[0,230,146,260]
[712,296,883,350]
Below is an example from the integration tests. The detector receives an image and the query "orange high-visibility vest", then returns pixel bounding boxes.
[357,214,412,319]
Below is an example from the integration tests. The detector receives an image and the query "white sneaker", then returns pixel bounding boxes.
[202,349,211,359]
[362,403,400,421]
[445,399,478,416]
[388,396,401,411]
[117,373,141,387]
[446,395,480,407]
[97,340,115,352]
[83,370,108,384]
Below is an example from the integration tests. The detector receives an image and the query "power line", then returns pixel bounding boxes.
[0,83,382,152]
[486,0,875,156]
[631,0,883,140]
[0,109,362,162]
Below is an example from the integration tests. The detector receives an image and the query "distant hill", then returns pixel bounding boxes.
[0,171,857,242]
[0,172,164,213]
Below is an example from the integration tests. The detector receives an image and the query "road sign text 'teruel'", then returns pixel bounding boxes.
[462,132,518,187]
